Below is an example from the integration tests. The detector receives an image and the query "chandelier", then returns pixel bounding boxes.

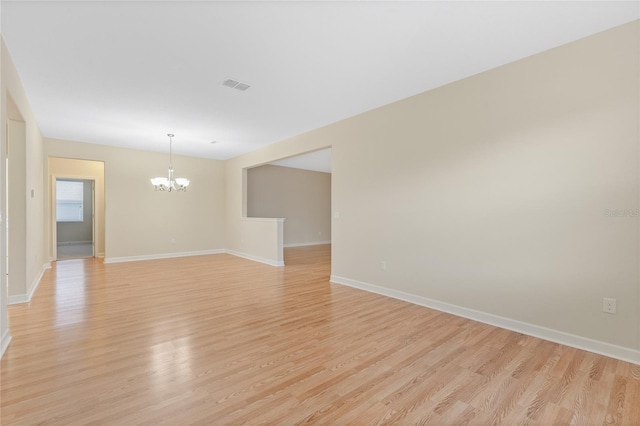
[150,133,190,191]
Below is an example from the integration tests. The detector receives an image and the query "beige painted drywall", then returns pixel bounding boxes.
[248,165,331,246]
[7,119,27,297]
[226,22,640,353]
[48,158,105,258]
[229,217,284,266]
[0,35,5,350]
[0,14,5,354]
[2,37,47,303]
[45,138,226,260]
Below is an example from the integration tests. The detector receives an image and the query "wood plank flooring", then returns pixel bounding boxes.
[1,244,639,425]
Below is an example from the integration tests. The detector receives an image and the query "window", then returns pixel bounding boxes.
[56,180,84,222]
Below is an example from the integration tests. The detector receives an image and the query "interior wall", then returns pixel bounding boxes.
[1,37,47,304]
[48,158,104,257]
[0,7,6,358]
[7,119,26,297]
[247,164,331,246]
[45,138,226,260]
[56,180,93,245]
[225,21,640,356]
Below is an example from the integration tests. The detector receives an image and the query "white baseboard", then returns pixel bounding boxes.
[226,250,285,267]
[284,241,331,248]
[0,329,11,359]
[330,275,640,366]
[103,249,225,264]
[8,262,52,305]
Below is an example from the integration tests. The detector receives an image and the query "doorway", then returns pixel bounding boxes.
[246,147,332,265]
[48,157,105,262]
[54,178,95,260]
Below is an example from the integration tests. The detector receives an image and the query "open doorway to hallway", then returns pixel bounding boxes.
[48,157,105,262]
[54,178,94,260]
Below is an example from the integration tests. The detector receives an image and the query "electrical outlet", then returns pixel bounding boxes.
[603,298,617,314]
[380,261,387,271]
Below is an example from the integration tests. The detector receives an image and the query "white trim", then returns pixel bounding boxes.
[103,249,225,264]
[8,262,51,305]
[330,275,640,366]
[284,241,331,248]
[240,217,285,223]
[96,252,105,258]
[226,250,285,267]
[0,329,12,359]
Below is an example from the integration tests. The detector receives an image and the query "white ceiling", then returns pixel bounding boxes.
[1,1,638,161]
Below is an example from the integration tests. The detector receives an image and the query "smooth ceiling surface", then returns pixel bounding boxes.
[1,1,638,160]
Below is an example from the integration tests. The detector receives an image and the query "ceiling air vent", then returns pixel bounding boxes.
[234,83,250,91]
[222,78,251,92]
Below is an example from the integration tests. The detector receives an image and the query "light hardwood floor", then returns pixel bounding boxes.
[1,245,639,425]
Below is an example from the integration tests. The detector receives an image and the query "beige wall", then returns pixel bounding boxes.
[0,35,6,352]
[2,37,47,304]
[48,158,105,258]
[7,119,27,297]
[225,22,640,355]
[44,138,226,260]
[227,217,284,266]
[248,165,331,246]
